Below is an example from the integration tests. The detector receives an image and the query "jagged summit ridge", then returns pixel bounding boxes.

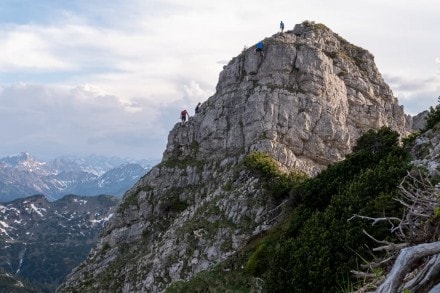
[165,21,410,175]
[59,21,412,292]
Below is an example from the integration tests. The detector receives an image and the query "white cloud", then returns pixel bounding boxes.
[0,27,75,71]
[0,0,439,158]
[384,74,440,115]
[183,81,214,105]
[0,83,171,159]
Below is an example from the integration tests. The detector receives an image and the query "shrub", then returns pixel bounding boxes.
[243,152,279,179]
[402,131,420,148]
[245,242,269,276]
[258,127,411,292]
[244,151,308,200]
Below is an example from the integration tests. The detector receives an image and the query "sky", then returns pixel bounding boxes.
[0,0,439,160]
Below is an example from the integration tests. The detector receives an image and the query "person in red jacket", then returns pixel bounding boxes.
[180,109,189,125]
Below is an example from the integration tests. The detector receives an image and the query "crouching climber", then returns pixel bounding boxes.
[195,102,201,114]
[256,41,264,57]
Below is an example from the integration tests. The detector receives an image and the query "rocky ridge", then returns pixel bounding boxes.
[58,21,413,292]
[411,121,440,177]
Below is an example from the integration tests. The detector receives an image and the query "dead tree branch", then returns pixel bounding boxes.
[352,169,440,292]
[376,241,440,293]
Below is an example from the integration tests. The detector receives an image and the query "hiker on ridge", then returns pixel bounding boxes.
[180,109,189,125]
[195,102,201,114]
[256,41,264,57]
[280,21,284,33]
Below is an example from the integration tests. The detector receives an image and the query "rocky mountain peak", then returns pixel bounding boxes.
[164,20,410,175]
[59,21,413,292]
[0,152,44,170]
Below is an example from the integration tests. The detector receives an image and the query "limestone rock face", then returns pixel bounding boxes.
[164,22,411,175]
[412,110,429,131]
[58,21,412,293]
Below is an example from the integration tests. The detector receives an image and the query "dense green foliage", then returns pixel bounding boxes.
[423,96,440,132]
[244,152,308,200]
[244,152,281,179]
[249,127,411,292]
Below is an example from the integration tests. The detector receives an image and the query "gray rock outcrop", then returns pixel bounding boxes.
[58,21,412,292]
[412,110,429,131]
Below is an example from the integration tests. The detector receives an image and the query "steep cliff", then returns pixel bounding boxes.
[58,21,412,292]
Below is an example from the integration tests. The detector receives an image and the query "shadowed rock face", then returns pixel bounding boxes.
[58,21,412,293]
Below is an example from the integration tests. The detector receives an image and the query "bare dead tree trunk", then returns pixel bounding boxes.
[352,170,440,292]
[376,240,440,292]
[405,254,440,292]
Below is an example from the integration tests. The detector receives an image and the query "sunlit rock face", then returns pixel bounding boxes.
[58,21,412,293]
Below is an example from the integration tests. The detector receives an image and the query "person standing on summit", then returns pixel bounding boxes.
[280,21,284,33]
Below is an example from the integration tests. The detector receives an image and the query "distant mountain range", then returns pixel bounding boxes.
[0,152,159,201]
[0,193,119,292]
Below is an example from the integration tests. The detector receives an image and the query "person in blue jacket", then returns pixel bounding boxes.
[280,21,284,33]
[256,41,264,57]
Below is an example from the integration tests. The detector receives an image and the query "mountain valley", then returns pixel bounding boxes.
[0,194,119,292]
